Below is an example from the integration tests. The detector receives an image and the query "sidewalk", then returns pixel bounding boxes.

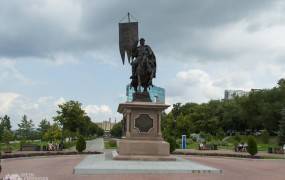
[68,138,104,152]
[174,149,285,159]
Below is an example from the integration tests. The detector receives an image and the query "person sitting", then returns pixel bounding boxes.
[237,143,243,152]
[199,143,204,150]
[243,143,248,152]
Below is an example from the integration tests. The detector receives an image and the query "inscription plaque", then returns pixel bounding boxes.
[135,114,153,133]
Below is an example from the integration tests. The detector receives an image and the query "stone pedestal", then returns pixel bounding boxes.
[113,101,175,161]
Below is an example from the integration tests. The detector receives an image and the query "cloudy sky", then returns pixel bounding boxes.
[1,0,285,128]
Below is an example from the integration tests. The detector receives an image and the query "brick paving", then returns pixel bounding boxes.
[1,155,284,180]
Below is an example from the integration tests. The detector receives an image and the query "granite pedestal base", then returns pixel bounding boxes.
[114,139,176,161]
[116,101,173,161]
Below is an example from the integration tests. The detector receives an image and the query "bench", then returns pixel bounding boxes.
[20,144,41,151]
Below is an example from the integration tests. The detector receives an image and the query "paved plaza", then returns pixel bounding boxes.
[74,152,221,174]
[1,154,284,180]
[67,138,104,152]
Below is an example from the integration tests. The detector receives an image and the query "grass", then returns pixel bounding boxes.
[63,140,77,149]
[0,142,21,152]
[175,135,280,152]
[104,139,117,149]
[85,136,97,141]
[0,140,47,152]
[224,135,279,151]
[0,140,78,152]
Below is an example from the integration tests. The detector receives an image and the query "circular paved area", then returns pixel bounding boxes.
[1,155,284,180]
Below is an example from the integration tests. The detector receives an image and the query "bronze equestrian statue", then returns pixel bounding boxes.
[119,16,156,100]
[130,38,156,92]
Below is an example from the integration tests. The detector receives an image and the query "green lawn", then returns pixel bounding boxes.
[175,135,279,152]
[0,142,20,152]
[104,139,117,149]
[0,140,78,152]
[0,140,49,152]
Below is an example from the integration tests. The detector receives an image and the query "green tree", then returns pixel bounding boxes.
[0,124,3,142]
[161,78,285,143]
[247,136,258,156]
[234,134,241,142]
[17,115,34,141]
[43,123,62,143]
[277,78,285,87]
[278,109,285,146]
[260,130,270,144]
[2,128,14,149]
[0,115,12,142]
[87,122,101,137]
[1,115,12,131]
[222,99,245,132]
[38,119,51,139]
[80,116,103,137]
[96,126,104,137]
[110,121,122,137]
[53,100,86,134]
[161,113,177,152]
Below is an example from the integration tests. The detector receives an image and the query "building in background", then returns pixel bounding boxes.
[126,84,165,103]
[96,118,116,132]
[224,89,249,100]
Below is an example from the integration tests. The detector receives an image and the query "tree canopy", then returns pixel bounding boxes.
[162,79,285,138]
[17,115,35,141]
[53,100,104,137]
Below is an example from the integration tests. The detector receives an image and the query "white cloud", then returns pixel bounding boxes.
[37,96,54,104]
[0,59,33,84]
[163,4,285,104]
[84,104,113,122]
[0,92,117,128]
[53,97,66,107]
[167,69,223,103]
[0,92,20,113]
[84,104,112,114]
[45,53,80,66]
[0,94,70,128]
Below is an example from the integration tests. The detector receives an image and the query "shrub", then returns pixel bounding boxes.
[108,139,117,148]
[165,136,176,153]
[200,132,212,142]
[76,136,86,153]
[110,121,122,138]
[216,129,226,140]
[278,109,285,146]
[63,140,76,149]
[247,136,258,156]
[176,138,181,148]
[234,134,241,142]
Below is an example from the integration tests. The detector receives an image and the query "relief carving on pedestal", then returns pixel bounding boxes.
[134,114,153,133]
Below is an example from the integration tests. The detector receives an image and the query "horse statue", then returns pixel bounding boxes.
[130,38,156,93]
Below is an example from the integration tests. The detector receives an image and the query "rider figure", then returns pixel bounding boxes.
[130,38,155,79]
